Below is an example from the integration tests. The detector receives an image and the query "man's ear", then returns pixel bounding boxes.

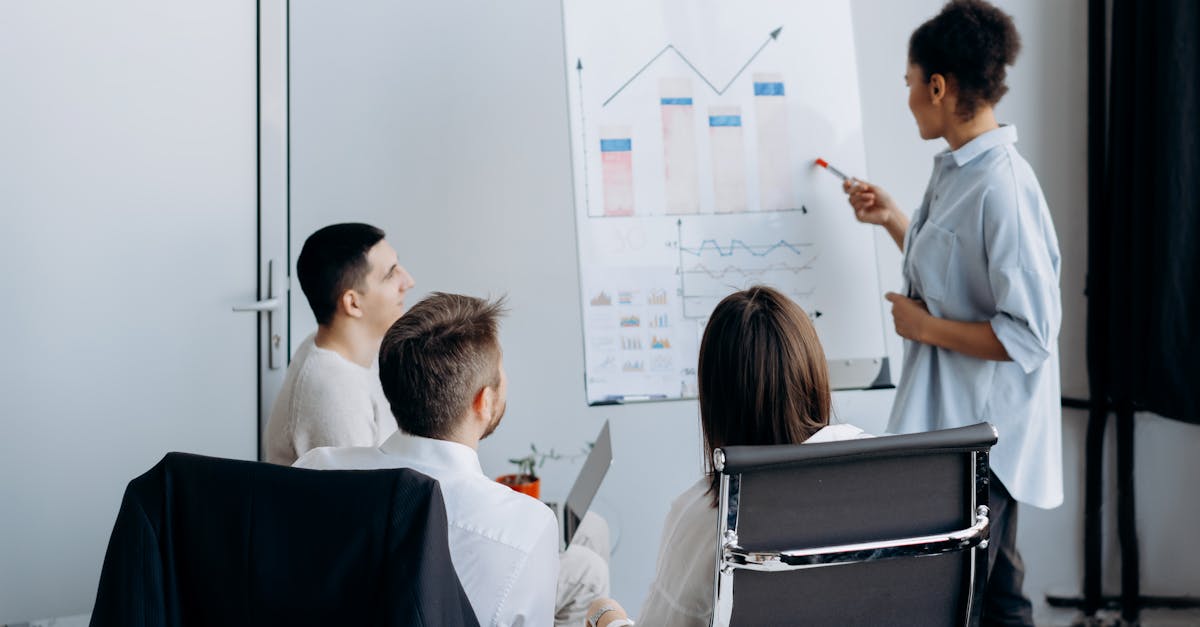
[340,289,365,319]
[471,385,494,422]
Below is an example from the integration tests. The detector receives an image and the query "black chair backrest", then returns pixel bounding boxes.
[715,423,997,627]
[90,452,479,627]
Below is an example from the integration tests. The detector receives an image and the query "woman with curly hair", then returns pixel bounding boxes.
[845,1,1061,624]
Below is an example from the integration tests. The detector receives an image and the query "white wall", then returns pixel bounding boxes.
[0,1,259,622]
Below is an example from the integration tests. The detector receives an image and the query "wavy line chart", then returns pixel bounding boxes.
[676,219,821,318]
[680,238,813,258]
[683,259,817,280]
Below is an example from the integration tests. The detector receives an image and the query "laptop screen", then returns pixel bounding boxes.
[562,420,613,548]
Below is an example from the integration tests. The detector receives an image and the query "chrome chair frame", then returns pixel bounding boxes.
[711,425,995,627]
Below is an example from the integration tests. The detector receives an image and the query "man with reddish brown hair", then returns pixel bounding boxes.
[296,292,608,627]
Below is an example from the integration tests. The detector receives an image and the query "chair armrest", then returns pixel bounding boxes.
[723,505,990,572]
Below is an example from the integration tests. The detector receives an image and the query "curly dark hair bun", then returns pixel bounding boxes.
[908,0,1021,119]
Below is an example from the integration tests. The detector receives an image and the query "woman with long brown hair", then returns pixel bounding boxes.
[584,286,869,627]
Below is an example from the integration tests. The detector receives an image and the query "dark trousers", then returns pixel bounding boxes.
[982,473,1035,627]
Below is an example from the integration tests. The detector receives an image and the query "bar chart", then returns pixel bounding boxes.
[660,78,700,215]
[753,73,793,212]
[591,69,803,217]
[599,126,634,216]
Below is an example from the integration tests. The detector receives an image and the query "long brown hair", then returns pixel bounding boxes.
[699,286,832,505]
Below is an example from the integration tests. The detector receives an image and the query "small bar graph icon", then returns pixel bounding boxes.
[754,73,793,211]
[660,78,700,215]
[708,106,747,213]
[600,126,634,216]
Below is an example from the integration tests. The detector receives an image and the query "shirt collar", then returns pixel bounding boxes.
[806,423,869,444]
[379,430,485,477]
[946,124,1018,167]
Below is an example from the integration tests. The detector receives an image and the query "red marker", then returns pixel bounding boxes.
[814,157,856,183]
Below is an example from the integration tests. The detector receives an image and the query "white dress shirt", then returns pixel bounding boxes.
[637,423,873,627]
[295,431,559,627]
[889,125,1063,509]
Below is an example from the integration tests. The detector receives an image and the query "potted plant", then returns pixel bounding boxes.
[496,442,593,500]
[496,444,545,499]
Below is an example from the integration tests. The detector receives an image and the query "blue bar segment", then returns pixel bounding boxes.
[754,82,785,96]
[708,115,742,127]
[660,97,694,105]
[600,138,632,152]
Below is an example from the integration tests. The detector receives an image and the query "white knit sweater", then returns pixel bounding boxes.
[264,333,397,465]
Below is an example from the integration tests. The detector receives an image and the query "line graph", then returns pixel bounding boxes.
[601,27,783,107]
[677,219,820,319]
[683,259,817,280]
[680,238,813,258]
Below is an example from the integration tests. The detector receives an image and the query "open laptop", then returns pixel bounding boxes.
[558,420,613,550]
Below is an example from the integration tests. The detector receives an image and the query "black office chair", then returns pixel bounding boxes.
[711,423,997,627]
[90,452,479,627]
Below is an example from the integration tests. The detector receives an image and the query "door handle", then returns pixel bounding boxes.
[232,298,281,312]
[232,259,285,369]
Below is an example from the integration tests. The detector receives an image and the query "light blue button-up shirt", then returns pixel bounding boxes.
[888,125,1063,509]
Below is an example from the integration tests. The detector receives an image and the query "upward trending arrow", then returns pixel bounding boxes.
[602,27,784,107]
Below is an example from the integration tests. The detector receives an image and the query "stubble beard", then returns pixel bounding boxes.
[480,399,506,440]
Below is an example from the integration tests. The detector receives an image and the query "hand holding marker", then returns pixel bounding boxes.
[815,157,859,189]
[817,157,900,228]
[817,157,908,252]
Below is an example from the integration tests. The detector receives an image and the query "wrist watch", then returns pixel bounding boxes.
[588,605,635,627]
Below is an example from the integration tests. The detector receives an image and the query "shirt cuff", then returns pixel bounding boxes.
[990,313,1051,374]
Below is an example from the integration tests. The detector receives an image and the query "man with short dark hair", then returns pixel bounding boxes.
[295,293,560,626]
[264,223,415,465]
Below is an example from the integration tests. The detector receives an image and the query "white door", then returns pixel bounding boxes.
[0,1,260,621]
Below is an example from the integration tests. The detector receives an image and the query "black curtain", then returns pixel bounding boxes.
[1097,0,1200,423]
[1082,0,1200,619]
